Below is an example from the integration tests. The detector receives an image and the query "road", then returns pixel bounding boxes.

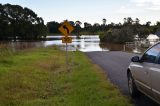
[86,51,159,106]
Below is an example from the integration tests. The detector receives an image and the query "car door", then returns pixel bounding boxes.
[131,43,160,97]
[151,50,160,103]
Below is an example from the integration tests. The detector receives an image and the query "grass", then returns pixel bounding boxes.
[0,46,132,106]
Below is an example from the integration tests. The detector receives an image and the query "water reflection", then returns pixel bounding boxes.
[0,35,146,53]
[100,43,124,51]
[10,42,44,50]
[44,35,109,52]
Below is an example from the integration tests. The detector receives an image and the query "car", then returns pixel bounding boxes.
[127,42,160,104]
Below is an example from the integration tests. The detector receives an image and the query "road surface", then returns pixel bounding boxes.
[86,51,159,106]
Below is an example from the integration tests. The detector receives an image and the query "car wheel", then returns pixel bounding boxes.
[128,72,140,97]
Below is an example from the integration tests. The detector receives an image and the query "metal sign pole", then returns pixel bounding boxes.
[58,21,74,71]
[66,43,68,71]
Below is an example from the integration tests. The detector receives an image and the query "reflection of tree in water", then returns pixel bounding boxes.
[99,43,133,52]
[10,42,43,50]
[99,43,123,51]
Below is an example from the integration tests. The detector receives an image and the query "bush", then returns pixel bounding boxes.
[100,27,134,44]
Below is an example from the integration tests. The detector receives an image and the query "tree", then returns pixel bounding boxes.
[123,17,133,25]
[75,21,82,27]
[118,22,122,26]
[69,21,75,26]
[135,18,140,25]
[157,21,160,26]
[123,18,127,24]
[83,22,90,28]
[110,22,115,27]
[0,3,47,40]
[100,27,134,43]
[146,21,151,27]
[127,17,133,25]
[94,23,100,27]
[137,27,151,38]
[102,18,107,25]
[75,21,82,36]
[47,21,60,34]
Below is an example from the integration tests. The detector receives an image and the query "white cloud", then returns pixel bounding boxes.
[131,0,160,11]
[131,0,160,4]
[146,7,160,11]
[118,6,136,14]
[116,0,160,24]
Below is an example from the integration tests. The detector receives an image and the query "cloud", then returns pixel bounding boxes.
[131,0,160,11]
[146,7,160,11]
[131,0,160,4]
[118,6,137,14]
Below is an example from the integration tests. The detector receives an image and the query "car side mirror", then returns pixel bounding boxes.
[131,56,140,62]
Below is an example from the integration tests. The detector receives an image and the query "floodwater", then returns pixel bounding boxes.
[0,35,145,53]
[45,35,108,52]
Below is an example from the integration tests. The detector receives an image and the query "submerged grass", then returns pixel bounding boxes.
[0,46,132,106]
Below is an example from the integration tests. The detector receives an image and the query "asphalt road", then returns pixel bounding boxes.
[86,51,159,106]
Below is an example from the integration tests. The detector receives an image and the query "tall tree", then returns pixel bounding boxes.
[75,21,82,27]
[102,18,107,25]
[146,21,151,27]
[84,22,92,28]
[0,3,47,40]
[47,21,60,34]
[123,18,127,24]
[156,21,160,26]
[135,18,140,25]
[127,17,133,25]
[75,21,82,36]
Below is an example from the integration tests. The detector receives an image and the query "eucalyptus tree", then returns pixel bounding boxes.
[146,21,151,27]
[75,21,82,27]
[84,22,92,28]
[102,18,107,25]
[157,21,160,26]
[75,20,82,36]
[127,17,133,25]
[0,3,47,40]
[47,21,60,34]
[135,18,140,25]
[123,18,127,24]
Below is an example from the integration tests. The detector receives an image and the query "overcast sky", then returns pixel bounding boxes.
[0,0,160,25]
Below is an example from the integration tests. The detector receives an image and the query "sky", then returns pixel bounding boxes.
[0,0,160,25]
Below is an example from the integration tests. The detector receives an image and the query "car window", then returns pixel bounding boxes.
[157,53,160,64]
[141,43,160,63]
[158,57,160,64]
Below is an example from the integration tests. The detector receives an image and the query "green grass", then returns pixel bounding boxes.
[0,46,132,106]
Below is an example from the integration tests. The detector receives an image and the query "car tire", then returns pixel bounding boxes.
[128,72,140,97]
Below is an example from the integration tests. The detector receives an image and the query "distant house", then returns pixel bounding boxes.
[147,34,159,45]
[134,34,139,40]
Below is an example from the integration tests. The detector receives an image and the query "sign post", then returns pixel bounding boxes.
[58,21,74,71]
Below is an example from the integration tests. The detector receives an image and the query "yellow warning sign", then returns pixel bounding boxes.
[62,37,72,43]
[58,21,74,36]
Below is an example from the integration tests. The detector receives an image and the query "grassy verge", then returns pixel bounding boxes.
[0,46,132,106]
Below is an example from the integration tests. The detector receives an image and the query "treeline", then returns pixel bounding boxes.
[100,18,160,43]
[47,18,160,43]
[47,21,82,35]
[0,4,47,40]
[1,3,160,43]
[47,20,106,35]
